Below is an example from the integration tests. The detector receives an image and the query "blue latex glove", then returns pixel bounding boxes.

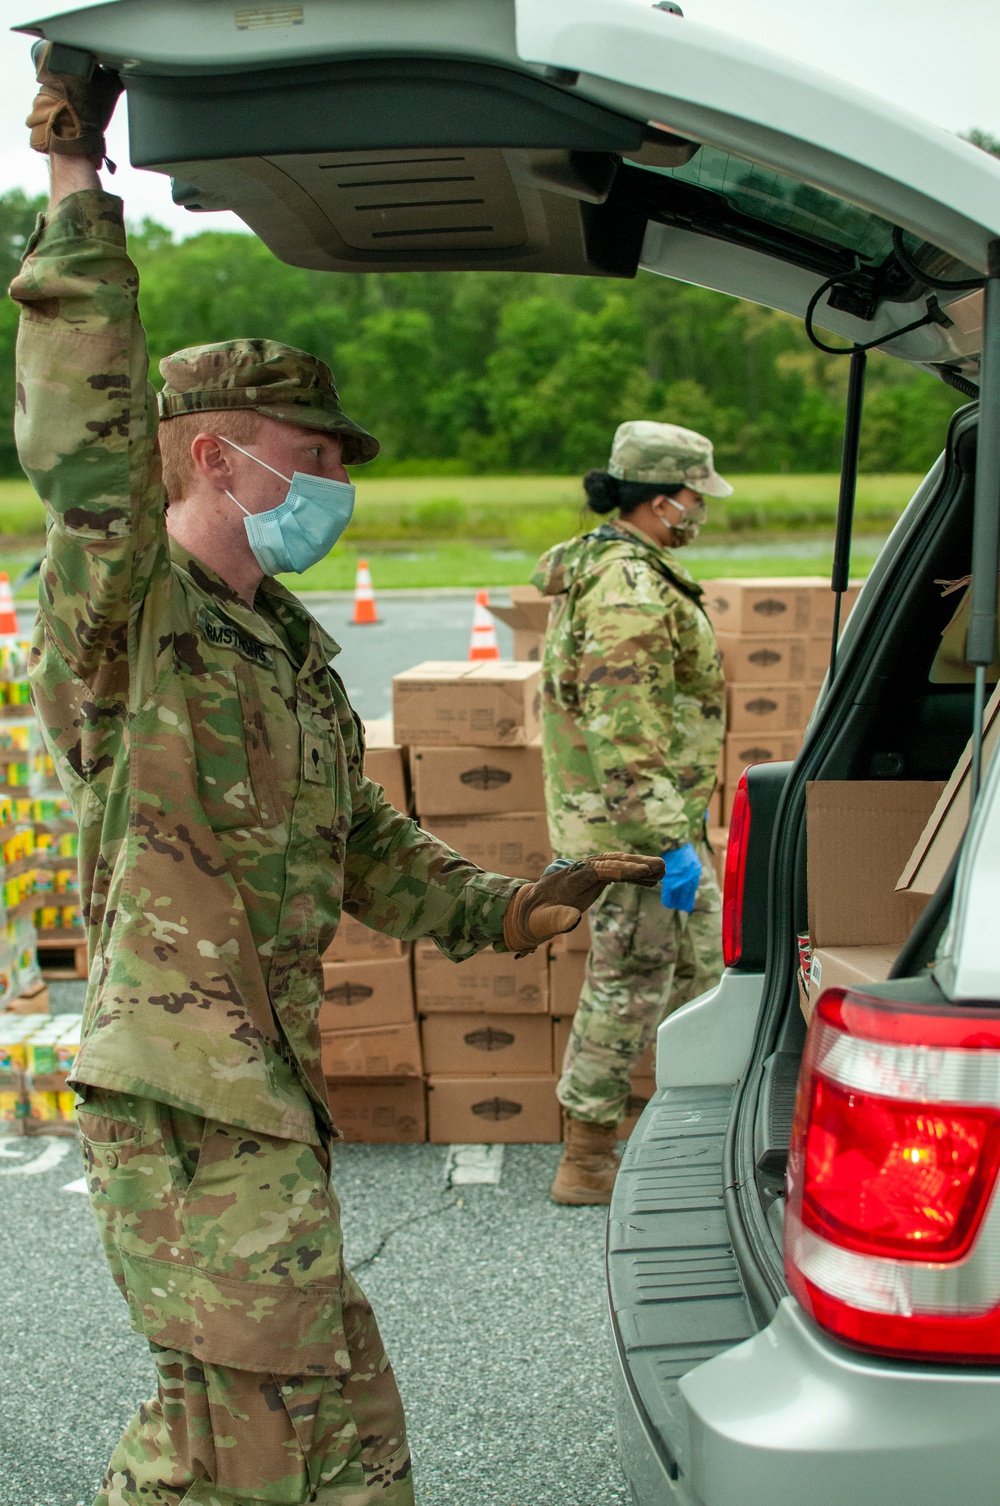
[660,842,702,913]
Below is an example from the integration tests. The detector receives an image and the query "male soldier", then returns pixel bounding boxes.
[533,422,728,1205]
[13,51,665,1506]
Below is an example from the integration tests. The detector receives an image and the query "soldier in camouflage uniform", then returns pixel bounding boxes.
[536,421,729,1205]
[13,51,664,1506]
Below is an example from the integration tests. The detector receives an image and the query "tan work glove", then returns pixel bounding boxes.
[503,853,666,954]
[26,41,122,165]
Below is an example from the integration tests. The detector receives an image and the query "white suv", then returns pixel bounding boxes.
[15,2,1000,1501]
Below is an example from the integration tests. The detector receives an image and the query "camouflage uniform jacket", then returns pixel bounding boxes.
[532,521,724,859]
[11,190,519,1143]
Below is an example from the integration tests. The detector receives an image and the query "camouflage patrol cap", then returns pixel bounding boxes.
[607,420,732,498]
[157,338,380,464]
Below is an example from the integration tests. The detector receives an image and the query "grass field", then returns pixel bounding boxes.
[0,472,919,593]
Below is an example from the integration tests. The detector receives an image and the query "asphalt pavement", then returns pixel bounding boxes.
[0,1113,626,1506]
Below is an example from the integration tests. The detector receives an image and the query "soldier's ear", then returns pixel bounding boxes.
[189,432,234,488]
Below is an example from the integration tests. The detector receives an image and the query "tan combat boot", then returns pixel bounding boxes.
[550,1115,619,1205]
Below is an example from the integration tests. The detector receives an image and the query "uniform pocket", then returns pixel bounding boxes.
[181,667,260,831]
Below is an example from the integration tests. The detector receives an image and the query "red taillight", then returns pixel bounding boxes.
[785,987,1000,1363]
[722,772,750,967]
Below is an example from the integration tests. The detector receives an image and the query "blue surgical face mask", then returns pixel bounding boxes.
[220,436,356,575]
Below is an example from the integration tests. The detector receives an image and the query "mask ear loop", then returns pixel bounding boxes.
[225,490,251,516]
[216,434,293,485]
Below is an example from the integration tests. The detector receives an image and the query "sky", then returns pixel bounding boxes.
[0,0,997,237]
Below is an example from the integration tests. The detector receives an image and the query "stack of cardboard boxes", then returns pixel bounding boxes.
[321,722,428,1143]
[394,661,563,1143]
[699,577,860,875]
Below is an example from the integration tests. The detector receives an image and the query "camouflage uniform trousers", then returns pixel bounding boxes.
[556,840,723,1124]
[77,1088,413,1506]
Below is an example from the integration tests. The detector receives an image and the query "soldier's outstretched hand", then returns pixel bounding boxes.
[26,40,122,164]
[503,853,665,954]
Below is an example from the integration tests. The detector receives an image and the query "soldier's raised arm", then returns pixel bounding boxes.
[9,47,168,692]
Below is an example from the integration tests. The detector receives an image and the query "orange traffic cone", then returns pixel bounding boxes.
[468,589,501,661]
[351,559,379,625]
[0,574,19,639]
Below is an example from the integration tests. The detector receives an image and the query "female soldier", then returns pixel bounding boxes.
[534,421,730,1204]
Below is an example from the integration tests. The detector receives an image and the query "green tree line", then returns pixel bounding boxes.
[0,186,969,479]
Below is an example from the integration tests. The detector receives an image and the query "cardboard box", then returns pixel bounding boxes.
[807,781,946,952]
[427,1074,561,1143]
[724,732,803,788]
[324,914,408,964]
[896,681,1000,904]
[326,1077,427,1142]
[414,939,548,1013]
[726,684,816,734]
[549,947,587,1016]
[552,1013,573,1071]
[421,1013,553,1075]
[550,917,591,954]
[320,1021,422,1077]
[487,585,552,637]
[716,634,830,685]
[392,662,541,747]
[707,826,729,884]
[707,789,722,826]
[512,630,545,663]
[700,578,860,637]
[806,944,900,1014]
[409,744,544,817]
[419,811,552,879]
[319,956,414,1031]
[362,720,408,811]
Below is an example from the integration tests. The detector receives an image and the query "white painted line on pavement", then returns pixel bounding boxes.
[0,1140,27,1158]
[0,1139,72,1176]
[62,1176,88,1194]
[444,1143,505,1186]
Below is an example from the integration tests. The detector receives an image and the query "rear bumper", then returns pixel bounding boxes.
[611,1091,1000,1506]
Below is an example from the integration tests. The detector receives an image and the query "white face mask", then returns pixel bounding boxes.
[219,436,356,575]
[661,493,707,546]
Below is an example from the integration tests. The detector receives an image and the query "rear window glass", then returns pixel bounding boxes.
[643,145,895,264]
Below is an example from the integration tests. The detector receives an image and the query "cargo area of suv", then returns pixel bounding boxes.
[12,2,1000,1503]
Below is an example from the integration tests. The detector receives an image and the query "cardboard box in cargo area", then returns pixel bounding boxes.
[392,662,540,746]
[420,811,552,879]
[421,1013,553,1075]
[320,1021,422,1078]
[717,634,829,685]
[319,956,414,1031]
[700,578,860,637]
[326,1077,426,1143]
[428,1075,561,1143]
[488,586,553,663]
[414,940,548,1013]
[804,780,945,1019]
[896,680,1000,907]
[361,720,408,811]
[409,744,544,817]
[324,914,408,964]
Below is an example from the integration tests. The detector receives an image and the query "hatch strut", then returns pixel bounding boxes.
[965,241,1000,803]
[829,347,867,679]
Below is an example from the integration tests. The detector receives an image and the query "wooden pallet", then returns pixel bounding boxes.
[37,934,88,981]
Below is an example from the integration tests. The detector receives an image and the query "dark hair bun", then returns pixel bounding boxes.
[583,469,619,514]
